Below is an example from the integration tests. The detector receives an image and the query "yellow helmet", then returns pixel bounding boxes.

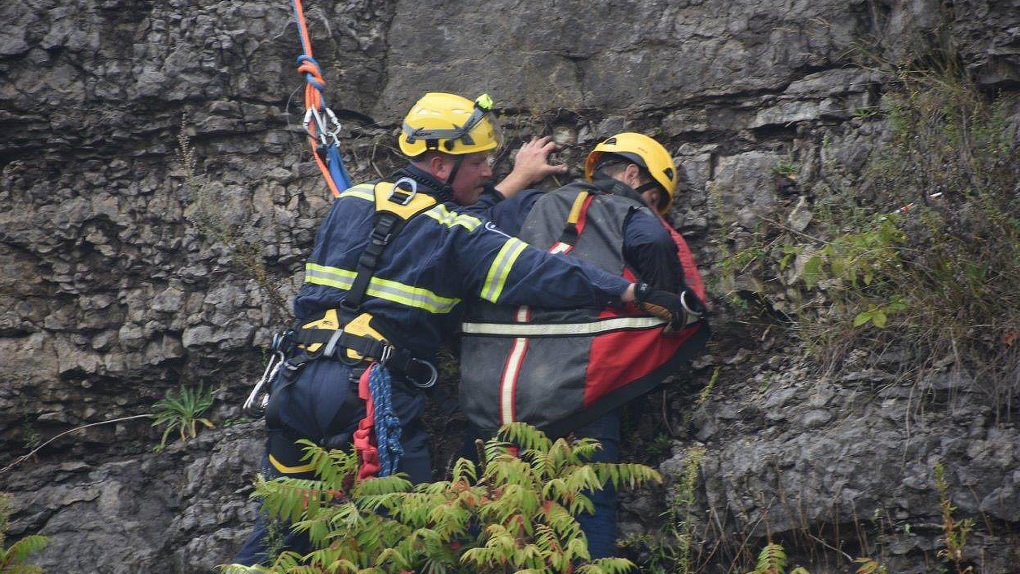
[399,92,499,157]
[585,132,677,213]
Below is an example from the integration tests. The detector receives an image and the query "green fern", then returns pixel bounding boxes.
[0,494,50,574]
[221,423,660,573]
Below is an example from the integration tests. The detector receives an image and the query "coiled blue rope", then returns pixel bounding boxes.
[369,363,403,476]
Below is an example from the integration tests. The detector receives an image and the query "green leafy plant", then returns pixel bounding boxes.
[151,384,215,451]
[743,543,810,574]
[854,557,896,574]
[770,161,797,177]
[934,462,974,574]
[221,422,660,574]
[0,493,49,574]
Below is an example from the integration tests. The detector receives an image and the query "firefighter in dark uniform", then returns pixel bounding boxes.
[231,96,691,566]
[459,132,709,558]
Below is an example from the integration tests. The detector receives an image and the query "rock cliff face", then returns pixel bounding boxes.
[1,0,1018,572]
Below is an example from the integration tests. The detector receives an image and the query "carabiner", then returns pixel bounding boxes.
[324,107,342,147]
[303,107,329,146]
[407,358,438,389]
[243,350,285,417]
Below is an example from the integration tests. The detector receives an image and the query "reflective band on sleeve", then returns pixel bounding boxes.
[462,315,667,337]
[424,205,482,231]
[340,183,375,202]
[305,263,460,313]
[480,237,528,303]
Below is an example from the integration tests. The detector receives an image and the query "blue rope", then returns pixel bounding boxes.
[369,363,403,476]
[326,139,353,191]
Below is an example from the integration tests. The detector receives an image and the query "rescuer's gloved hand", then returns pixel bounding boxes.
[634,283,705,331]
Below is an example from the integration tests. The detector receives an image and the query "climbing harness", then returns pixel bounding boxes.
[252,178,441,478]
[290,0,353,197]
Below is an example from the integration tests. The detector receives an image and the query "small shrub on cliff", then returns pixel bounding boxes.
[0,493,49,574]
[151,384,215,451]
[724,50,1020,409]
[175,118,291,323]
[221,423,660,574]
[934,462,974,574]
[625,444,705,574]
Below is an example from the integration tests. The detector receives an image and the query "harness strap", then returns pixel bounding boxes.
[342,181,438,311]
[556,189,593,247]
[291,327,432,384]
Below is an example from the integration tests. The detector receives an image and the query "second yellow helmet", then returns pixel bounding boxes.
[585,132,678,213]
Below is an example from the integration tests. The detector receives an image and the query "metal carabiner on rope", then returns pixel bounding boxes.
[303,107,329,146]
[323,107,342,147]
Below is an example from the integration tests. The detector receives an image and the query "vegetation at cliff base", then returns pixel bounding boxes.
[222,423,660,574]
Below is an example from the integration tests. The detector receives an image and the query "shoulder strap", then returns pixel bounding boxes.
[342,178,438,311]
[555,182,602,247]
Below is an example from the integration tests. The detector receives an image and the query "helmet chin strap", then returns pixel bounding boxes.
[445,155,466,187]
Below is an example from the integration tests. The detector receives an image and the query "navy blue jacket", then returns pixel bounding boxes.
[293,167,632,360]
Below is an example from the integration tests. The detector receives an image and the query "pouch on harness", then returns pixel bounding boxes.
[460,183,709,437]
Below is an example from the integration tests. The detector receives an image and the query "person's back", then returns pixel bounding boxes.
[458,132,709,558]
[461,179,696,431]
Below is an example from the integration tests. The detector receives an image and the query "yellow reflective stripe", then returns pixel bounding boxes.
[481,238,528,303]
[304,263,356,289]
[366,276,460,313]
[339,183,374,202]
[269,454,315,475]
[424,204,482,231]
[304,263,460,313]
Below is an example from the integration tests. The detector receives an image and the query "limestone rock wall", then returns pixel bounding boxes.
[1,0,1018,572]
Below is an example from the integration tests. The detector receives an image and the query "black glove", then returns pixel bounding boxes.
[634,283,705,331]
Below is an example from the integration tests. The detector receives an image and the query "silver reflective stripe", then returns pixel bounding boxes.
[462,316,666,337]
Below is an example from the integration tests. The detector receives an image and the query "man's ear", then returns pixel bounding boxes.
[623,163,643,188]
[427,154,451,181]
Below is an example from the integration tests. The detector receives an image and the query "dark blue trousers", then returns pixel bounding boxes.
[231,360,431,566]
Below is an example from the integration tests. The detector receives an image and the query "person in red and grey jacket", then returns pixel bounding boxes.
[459,132,710,559]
